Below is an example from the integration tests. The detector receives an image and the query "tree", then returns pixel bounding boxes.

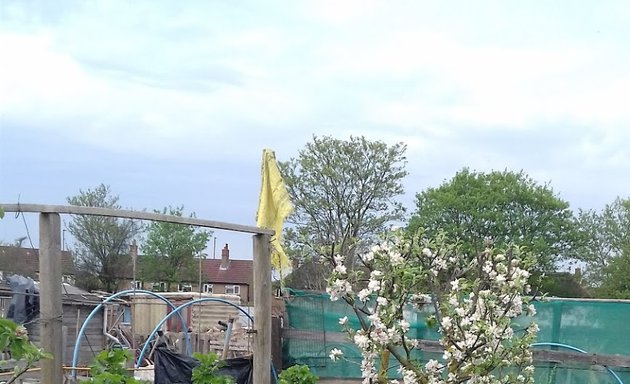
[409,168,578,272]
[141,206,210,291]
[575,197,630,294]
[280,135,408,290]
[67,184,143,292]
[597,252,630,298]
[327,230,538,383]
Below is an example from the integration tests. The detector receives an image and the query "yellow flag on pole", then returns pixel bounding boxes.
[256,149,293,275]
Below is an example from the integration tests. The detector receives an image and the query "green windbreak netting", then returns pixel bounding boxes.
[283,290,630,383]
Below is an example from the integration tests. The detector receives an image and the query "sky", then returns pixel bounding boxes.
[1,1,629,259]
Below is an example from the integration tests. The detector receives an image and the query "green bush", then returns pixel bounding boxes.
[88,349,144,384]
[191,352,233,384]
[278,364,318,384]
[0,318,51,384]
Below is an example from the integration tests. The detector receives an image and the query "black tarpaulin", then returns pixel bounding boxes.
[153,347,199,384]
[216,356,253,384]
[153,347,254,384]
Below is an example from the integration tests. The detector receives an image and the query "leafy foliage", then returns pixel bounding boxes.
[67,184,143,292]
[409,168,577,272]
[281,135,408,290]
[141,206,210,290]
[534,272,590,298]
[191,352,233,384]
[596,252,630,299]
[575,196,630,292]
[278,364,318,384]
[88,349,144,384]
[0,318,52,384]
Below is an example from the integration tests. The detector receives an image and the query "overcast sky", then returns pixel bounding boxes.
[1,1,629,259]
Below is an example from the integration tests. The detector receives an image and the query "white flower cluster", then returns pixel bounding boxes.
[326,233,538,384]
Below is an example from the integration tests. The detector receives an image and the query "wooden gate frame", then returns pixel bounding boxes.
[0,203,274,384]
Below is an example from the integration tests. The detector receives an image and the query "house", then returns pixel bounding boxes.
[199,244,253,304]
[0,246,76,284]
[126,244,253,304]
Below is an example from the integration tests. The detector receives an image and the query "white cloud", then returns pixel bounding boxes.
[1,0,629,215]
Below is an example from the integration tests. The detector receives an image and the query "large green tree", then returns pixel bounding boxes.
[575,197,630,294]
[408,169,578,272]
[140,206,210,291]
[281,135,408,290]
[67,184,143,292]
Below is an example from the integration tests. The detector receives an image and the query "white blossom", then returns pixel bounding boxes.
[390,251,404,265]
[526,304,536,316]
[424,359,441,374]
[367,278,381,292]
[354,332,370,349]
[358,289,370,302]
[398,319,410,333]
[329,348,343,361]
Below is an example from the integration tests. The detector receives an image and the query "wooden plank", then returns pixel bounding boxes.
[0,204,273,235]
[253,234,271,384]
[282,330,630,368]
[39,213,63,384]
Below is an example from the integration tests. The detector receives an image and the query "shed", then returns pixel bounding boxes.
[122,291,243,337]
[0,280,106,367]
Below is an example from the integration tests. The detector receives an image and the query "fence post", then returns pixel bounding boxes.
[271,316,282,373]
[253,234,271,384]
[40,213,63,384]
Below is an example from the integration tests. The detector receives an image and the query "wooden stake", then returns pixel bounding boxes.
[39,213,63,384]
[253,234,271,384]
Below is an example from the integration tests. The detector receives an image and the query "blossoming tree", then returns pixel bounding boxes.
[326,230,539,384]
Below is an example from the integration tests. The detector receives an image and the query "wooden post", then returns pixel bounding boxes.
[62,326,68,365]
[131,240,138,352]
[271,316,282,373]
[253,234,271,384]
[39,213,63,384]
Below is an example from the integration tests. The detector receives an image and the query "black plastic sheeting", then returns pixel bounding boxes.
[154,347,199,384]
[153,347,253,384]
[6,275,39,325]
[217,356,253,384]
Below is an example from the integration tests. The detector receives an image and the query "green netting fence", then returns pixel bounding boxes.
[283,290,630,383]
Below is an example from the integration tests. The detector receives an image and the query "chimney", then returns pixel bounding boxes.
[220,244,230,270]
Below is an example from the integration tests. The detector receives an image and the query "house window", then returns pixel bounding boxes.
[202,284,213,294]
[225,285,240,295]
[178,283,192,292]
[152,282,166,292]
[131,280,143,289]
